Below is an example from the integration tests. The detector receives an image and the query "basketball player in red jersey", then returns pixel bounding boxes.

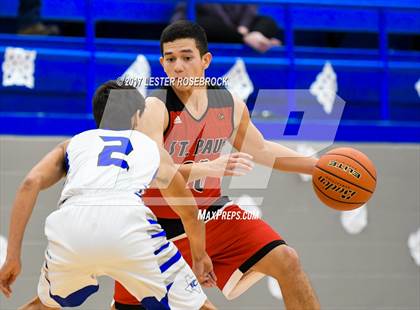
[114,20,320,309]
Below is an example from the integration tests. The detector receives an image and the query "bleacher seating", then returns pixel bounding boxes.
[0,0,419,141]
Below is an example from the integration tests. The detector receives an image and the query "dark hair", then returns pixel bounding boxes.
[92,80,145,130]
[160,20,208,56]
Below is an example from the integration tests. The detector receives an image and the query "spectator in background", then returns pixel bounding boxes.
[18,0,59,35]
[171,3,281,53]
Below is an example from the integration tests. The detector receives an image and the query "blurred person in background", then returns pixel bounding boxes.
[171,2,281,53]
[18,0,59,35]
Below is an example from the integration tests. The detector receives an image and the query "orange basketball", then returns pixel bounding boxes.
[312,147,377,211]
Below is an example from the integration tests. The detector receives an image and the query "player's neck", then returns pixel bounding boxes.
[172,87,208,120]
[173,86,208,111]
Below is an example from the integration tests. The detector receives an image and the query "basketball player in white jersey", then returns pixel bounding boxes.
[0,81,216,309]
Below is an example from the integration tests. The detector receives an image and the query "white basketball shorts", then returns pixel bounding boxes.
[37,195,206,309]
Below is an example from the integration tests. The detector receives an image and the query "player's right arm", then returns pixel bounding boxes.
[138,97,253,182]
[0,140,69,298]
[137,97,216,285]
[179,152,254,183]
[150,147,217,287]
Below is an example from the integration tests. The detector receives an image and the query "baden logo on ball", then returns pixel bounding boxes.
[312,147,377,211]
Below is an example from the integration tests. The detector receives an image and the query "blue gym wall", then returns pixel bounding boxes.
[0,0,419,141]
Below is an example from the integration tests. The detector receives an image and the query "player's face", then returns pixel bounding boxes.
[160,38,212,91]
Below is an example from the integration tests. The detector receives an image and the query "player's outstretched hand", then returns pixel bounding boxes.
[207,152,254,177]
[192,253,217,288]
[0,257,21,298]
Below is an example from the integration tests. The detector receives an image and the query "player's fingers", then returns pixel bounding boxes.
[231,156,254,163]
[5,285,11,297]
[227,162,250,170]
[198,275,213,287]
[224,170,246,176]
[206,278,217,287]
[201,280,213,288]
[5,273,15,293]
[199,264,217,286]
[8,273,17,286]
[197,271,208,281]
[209,270,217,282]
[202,275,217,288]
[229,158,254,169]
[230,152,253,160]
[230,163,254,172]
[0,283,11,298]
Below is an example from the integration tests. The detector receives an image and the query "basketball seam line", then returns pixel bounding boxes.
[313,182,365,205]
[315,165,374,194]
[325,153,377,181]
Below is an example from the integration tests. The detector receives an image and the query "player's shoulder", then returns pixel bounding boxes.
[130,129,157,143]
[71,128,112,140]
[207,85,234,108]
[147,86,183,112]
[148,85,170,96]
[69,129,134,143]
[65,129,99,154]
[68,129,97,143]
[125,129,160,153]
[71,129,158,149]
[227,95,250,130]
[147,86,172,104]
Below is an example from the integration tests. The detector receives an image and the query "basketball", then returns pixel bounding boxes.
[312,147,377,211]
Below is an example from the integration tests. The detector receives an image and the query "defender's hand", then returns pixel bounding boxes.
[192,253,217,288]
[0,257,21,297]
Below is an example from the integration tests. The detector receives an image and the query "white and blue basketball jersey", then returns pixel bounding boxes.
[38,129,207,309]
[60,129,160,203]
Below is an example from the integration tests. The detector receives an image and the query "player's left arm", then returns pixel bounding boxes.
[230,97,317,175]
[0,140,69,298]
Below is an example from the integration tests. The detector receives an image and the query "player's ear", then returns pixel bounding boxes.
[130,113,136,129]
[131,110,140,129]
[202,52,212,70]
[159,56,169,76]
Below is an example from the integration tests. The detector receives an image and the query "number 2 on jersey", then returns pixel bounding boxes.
[97,136,133,170]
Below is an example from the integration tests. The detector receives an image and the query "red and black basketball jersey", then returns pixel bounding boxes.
[144,86,234,218]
